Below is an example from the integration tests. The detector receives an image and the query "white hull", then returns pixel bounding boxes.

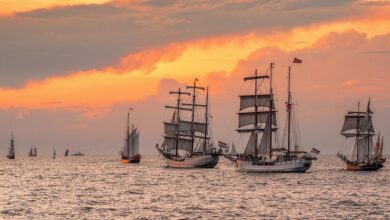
[237,158,312,173]
[165,154,219,168]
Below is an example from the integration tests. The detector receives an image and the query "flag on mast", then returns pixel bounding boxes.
[293,57,302,63]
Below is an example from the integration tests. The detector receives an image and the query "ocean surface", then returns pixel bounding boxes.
[0,155,389,219]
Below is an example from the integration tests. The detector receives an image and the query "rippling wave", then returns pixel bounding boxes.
[0,155,389,219]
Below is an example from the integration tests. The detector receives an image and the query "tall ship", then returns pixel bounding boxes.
[7,133,15,160]
[233,60,318,172]
[28,146,37,157]
[337,99,385,171]
[156,79,220,168]
[121,108,141,164]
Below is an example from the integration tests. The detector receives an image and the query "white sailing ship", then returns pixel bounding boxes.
[156,79,220,168]
[233,60,318,172]
[121,108,141,164]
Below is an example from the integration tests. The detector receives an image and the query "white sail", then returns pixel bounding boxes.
[165,121,207,135]
[380,137,384,155]
[258,115,271,155]
[164,137,193,153]
[357,136,373,162]
[239,94,273,110]
[243,132,256,155]
[229,143,237,155]
[238,111,276,128]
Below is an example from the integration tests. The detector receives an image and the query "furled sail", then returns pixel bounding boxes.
[239,94,273,110]
[238,111,276,128]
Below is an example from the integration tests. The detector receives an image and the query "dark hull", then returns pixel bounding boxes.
[346,161,384,171]
[121,154,142,164]
[7,155,15,159]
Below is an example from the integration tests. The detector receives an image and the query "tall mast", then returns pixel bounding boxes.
[190,80,197,154]
[254,69,259,156]
[203,86,209,154]
[127,109,130,156]
[367,98,371,162]
[185,79,205,154]
[168,88,191,157]
[269,62,274,159]
[287,66,292,158]
[356,101,360,162]
[243,70,269,156]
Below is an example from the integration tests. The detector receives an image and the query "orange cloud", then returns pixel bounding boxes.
[0,6,389,112]
[0,0,110,17]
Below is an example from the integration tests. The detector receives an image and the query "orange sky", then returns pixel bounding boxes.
[0,5,389,112]
[1,1,390,155]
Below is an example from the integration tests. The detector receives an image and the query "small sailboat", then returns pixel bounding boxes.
[233,60,317,172]
[337,99,385,171]
[28,146,37,157]
[52,147,56,159]
[156,79,220,168]
[121,108,141,164]
[7,133,15,160]
[64,149,69,157]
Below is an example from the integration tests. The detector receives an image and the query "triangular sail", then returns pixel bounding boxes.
[229,143,237,155]
[258,115,271,155]
[132,131,140,156]
[243,132,256,155]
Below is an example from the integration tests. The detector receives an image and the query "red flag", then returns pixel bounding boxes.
[293,57,302,63]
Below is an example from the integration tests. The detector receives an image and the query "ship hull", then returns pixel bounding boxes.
[346,161,384,171]
[7,155,15,160]
[121,154,141,164]
[164,154,219,168]
[237,158,312,173]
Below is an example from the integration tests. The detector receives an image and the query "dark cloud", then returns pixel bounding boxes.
[0,0,373,87]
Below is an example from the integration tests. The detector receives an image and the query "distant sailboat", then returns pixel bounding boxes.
[64,149,69,157]
[156,79,220,168]
[52,147,56,159]
[121,108,141,164]
[233,61,317,172]
[7,133,15,160]
[28,146,37,157]
[337,99,386,171]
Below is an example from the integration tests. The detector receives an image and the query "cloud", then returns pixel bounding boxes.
[2,0,388,87]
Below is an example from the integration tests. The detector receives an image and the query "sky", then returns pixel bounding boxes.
[0,0,389,155]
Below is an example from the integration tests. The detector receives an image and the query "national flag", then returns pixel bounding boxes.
[293,57,302,63]
[218,141,227,148]
[311,147,320,154]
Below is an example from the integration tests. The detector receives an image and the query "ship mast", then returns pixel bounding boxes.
[203,86,209,154]
[185,79,205,154]
[167,88,191,157]
[287,66,292,158]
[269,62,274,159]
[356,101,360,163]
[366,98,371,162]
[244,70,269,156]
